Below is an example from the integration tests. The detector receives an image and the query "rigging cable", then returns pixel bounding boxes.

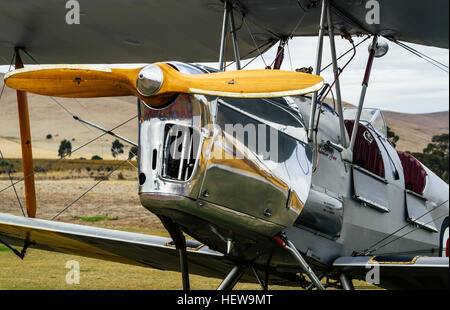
[389,38,449,74]
[227,40,274,70]
[19,51,110,139]
[0,53,15,100]
[2,50,140,221]
[286,40,294,71]
[369,211,449,255]
[20,50,139,169]
[0,150,25,217]
[312,36,358,173]
[358,198,449,256]
[51,158,129,221]
[0,115,137,195]
[243,19,268,68]
[320,35,371,73]
[269,8,308,69]
[330,87,336,111]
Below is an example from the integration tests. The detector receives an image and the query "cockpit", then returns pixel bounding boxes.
[343,107,387,138]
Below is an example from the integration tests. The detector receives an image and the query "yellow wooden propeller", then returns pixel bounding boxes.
[4,62,324,108]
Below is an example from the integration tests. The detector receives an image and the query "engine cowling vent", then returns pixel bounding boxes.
[162,124,199,181]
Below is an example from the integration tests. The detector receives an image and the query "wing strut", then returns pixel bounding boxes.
[218,1,231,71]
[219,1,242,71]
[307,0,327,142]
[72,116,138,147]
[327,1,348,148]
[14,49,37,218]
[349,36,378,152]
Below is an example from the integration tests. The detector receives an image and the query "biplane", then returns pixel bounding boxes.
[0,0,448,290]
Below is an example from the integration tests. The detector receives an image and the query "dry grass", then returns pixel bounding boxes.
[0,236,268,290]
[0,160,376,290]
[0,242,374,290]
[0,224,292,290]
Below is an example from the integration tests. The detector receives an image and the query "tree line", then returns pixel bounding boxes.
[58,139,138,160]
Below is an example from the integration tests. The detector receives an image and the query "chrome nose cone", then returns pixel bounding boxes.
[136,64,164,96]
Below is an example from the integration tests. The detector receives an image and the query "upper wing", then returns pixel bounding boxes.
[0,0,447,65]
[333,255,449,290]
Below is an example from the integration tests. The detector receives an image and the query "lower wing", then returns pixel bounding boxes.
[0,212,230,279]
[333,255,449,290]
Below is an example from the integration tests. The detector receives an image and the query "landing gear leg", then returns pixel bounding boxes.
[159,216,190,290]
[217,265,245,290]
[339,273,355,290]
[251,265,267,290]
[273,235,325,290]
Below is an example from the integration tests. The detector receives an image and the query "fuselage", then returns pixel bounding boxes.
[137,62,449,277]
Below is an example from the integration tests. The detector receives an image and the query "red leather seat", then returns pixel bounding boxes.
[396,150,427,195]
[345,120,385,178]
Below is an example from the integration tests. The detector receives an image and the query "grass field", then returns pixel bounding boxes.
[0,225,297,290]
[0,240,374,290]
[0,159,376,290]
[0,235,267,290]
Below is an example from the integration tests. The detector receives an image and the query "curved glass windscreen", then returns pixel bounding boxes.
[343,108,387,138]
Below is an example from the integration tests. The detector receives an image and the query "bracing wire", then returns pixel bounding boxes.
[359,198,449,256]
[0,150,26,217]
[243,19,268,68]
[313,38,357,173]
[226,40,275,70]
[0,115,137,195]
[286,40,294,71]
[369,212,449,256]
[0,52,15,101]
[1,49,140,221]
[18,50,139,170]
[320,36,371,73]
[389,38,449,74]
[51,158,129,221]
[19,52,105,138]
[269,5,308,69]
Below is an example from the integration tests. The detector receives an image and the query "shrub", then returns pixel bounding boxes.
[58,139,72,158]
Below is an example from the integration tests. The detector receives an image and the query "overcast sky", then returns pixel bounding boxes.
[1,36,448,114]
[205,37,449,114]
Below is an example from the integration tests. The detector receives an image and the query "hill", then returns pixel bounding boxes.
[340,100,448,152]
[1,72,137,160]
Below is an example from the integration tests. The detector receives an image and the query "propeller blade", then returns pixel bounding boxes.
[5,63,324,108]
[4,65,141,98]
[154,62,324,99]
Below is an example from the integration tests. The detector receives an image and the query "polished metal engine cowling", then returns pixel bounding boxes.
[138,63,313,254]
